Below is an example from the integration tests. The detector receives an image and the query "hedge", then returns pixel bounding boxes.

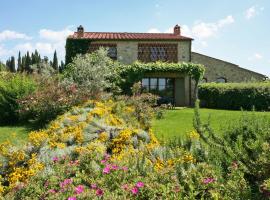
[198,82,270,111]
[116,61,205,95]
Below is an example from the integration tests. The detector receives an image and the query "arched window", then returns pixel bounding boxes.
[201,77,207,83]
[216,77,227,83]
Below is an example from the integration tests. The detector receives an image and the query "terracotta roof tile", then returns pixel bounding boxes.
[68,32,193,41]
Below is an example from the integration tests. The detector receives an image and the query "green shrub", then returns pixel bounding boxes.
[198,82,270,111]
[18,77,88,127]
[0,72,36,124]
[63,48,121,97]
[193,100,270,199]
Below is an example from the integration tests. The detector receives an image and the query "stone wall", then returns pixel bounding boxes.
[178,41,191,62]
[91,40,191,64]
[191,52,266,82]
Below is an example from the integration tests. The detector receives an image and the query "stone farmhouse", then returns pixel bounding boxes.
[66,25,266,106]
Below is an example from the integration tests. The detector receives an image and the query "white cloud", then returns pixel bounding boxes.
[14,43,34,53]
[245,5,264,19]
[218,15,235,27]
[39,28,73,41]
[191,15,234,39]
[245,6,256,19]
[248,53,263,61]
[0,30,31,41]
[147,28,161,33]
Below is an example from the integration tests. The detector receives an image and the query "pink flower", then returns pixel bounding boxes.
[68,197,76,200]
[111,165,119,170]
[103,166,110,174]
[136,182,144,188]
[122,166,128,171]
[131,186,139,195]
[75,185,84,194]
[121,184,129,191]
[91,184,97,189]
[48,189,56,194]
[96,188,104,196]
[100,160,107,164]
[60,178,72,188]
[202,178,215,184]
[52,156,59,162]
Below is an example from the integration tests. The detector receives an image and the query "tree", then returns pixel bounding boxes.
[21,56,26,72]
[10,56,16,72]
[59,61,65,73]
[17,51,22,72]
[6,59,10,70]
[25,51,31,73]
[52,50,58,71]
[63,48,118,95]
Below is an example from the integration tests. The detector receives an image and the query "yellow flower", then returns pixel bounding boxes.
[98,132,108,142]
[29,131,48,147]
[183,152,196,163]
[189,130,200,140]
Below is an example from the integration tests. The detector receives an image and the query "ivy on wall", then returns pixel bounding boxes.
[65,39,92,64]
[116,61,205,95]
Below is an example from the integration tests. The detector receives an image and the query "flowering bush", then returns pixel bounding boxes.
[0,99,268,199]
[17,76,89,126]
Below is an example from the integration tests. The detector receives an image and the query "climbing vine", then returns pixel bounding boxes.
[116,61,205,96]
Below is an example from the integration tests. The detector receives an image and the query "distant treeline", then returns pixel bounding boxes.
[1,50,65,73]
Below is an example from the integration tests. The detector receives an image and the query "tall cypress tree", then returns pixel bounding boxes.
[25,51,31,73]
[21,56,26,72]
[5,59,10,71]
[10,56,16,72]
[17,51,22,72]
[52,50,58,71]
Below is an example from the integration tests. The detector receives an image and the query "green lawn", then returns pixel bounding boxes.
[153,108,270,139]
[0,125,32,145]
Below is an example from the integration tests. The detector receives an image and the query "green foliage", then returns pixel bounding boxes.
[18,77,87,126]
[193,100,270,199]
[52,50,58,71]
[0,62,6,71]
[198,82,270,111]
[30,61,56,78]
[63,48,121,97]
[65,38,91,65]
[0,72,36,124]
[116,61,205,95]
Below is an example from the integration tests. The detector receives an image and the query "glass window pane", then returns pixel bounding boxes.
[142,78,149,91]
[158,78,166,91]
[150,78,158,90]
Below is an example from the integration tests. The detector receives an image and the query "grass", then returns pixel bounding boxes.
[0,125,33,145]
[153,107,270,140]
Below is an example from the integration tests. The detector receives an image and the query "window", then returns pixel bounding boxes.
[201,77,207,83]
[150,78,158,92]
[138,43,178,63]
[89,44,117,60]
[141,77,174,98]
[142,78,149,92]
[158,78,166,91]
[216,77,227,83]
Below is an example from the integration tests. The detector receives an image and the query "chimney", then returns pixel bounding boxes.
[77,25,84,37]
[174,24,181,35]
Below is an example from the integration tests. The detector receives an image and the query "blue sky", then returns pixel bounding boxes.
[0,0,269,76]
